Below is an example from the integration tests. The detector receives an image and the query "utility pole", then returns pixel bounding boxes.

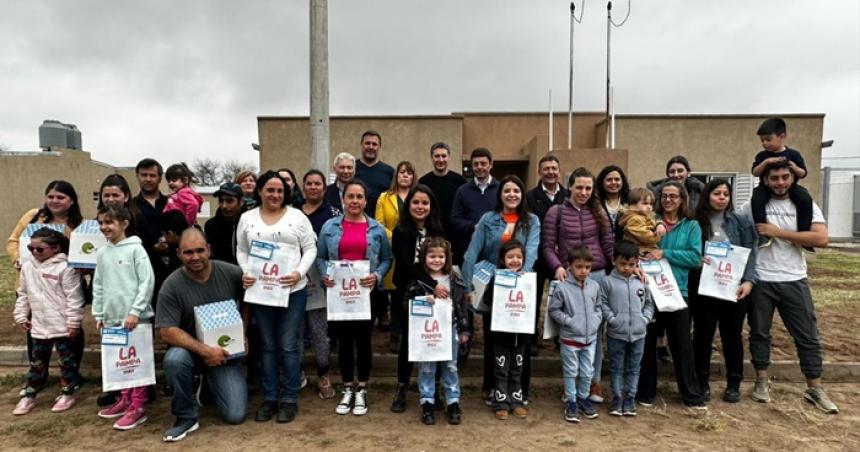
[568,2,575,150]
[310,0,331,173]
[605,1,612,149]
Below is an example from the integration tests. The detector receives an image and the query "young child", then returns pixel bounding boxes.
[402,238,471,425]
[548,246,601,423]
[481,240,534,420]
[618,187,666,257]
[598,241,655,417]
[12,228,85,415]
[750,117,813,247]
[163,163,203,226]
[92,205,155,430]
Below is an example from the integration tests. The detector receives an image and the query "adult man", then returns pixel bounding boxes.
[741,160,837,414]
[204,182,244,265]
[450,147,499,264]
[354,130,394,215]
[324,152,356,211]
[418,142,467,227]
[524,154,569,350]
[133,158,169,289]
[157,228,248,442]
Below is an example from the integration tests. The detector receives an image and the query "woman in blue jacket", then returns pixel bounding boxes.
[690,178,757,403]
[638,181,708,409]
[461,175,540,406]
[317,180,392,417]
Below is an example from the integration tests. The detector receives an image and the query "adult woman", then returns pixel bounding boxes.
[235,170,258,210]
[300,169,341,400]
[389,184,445,412]
[691,179,757,403]
[375,161,417,334]
[317,180,392,416]
[98,174,138,236]
[637,181,707,408]
[6,180,84,395]
[596,165,630,237]
[541,167,615,402]
[646,155,705,211]
[462,175,540,406]
[237,171,317,423]
[277,167,305,207]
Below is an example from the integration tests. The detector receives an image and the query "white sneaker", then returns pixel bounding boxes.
[352,387,368,416]
[335,387,354,415]
[300,371,308,390]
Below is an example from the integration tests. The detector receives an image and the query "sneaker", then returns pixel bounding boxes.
[277,402,298,423]
[445,402,462,425]
[255,400,276,422]
[390,383,407,413]
[804,387,839,414]
[98,398,131,419]
[318,376,336,399]
[685,402,708,411]
[421,402,435,425]
[609,395,623,416]
[300,371,308,390]
[163,418,199,442]
[578,398,598,419]
[752,379,771,403]
[723,385,741,403]
[352,387,368,416]
[113,407,147,430]
[588,382,604,404]
[335,387,354,415]
[13,397,35,415]
[563,401,580,423]
[512,406,528,419]
[495,409,509,420]
[484,390,494,407]
[637,397,655,407]
[97,391,119,407]
[51,394,76,412]
[702,385,711,403]
[622,398,637,416]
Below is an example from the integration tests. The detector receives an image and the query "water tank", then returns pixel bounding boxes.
[67,124,82,150]
[39,120,68,150]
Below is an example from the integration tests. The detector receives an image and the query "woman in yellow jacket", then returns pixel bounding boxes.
[374,161,416,349]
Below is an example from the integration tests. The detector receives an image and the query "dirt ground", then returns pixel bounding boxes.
[0,376,857,451]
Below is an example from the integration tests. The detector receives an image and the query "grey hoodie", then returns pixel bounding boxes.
[598,269,655,342]
[548,277,601,344]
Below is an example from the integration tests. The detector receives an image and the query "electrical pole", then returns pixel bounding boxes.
[568,2,575,150]
[310,0,331,173]
[605,1,612,149]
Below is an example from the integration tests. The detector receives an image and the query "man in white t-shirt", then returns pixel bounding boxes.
[740,160,837,414]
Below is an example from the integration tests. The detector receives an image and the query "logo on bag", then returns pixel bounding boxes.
[505,290,527,315]
[81,242,96,254]
[217,335,235,347]
[714,261,734,284]
[339,278,361,300]
[116,346,142,373]
[421,319,442,342]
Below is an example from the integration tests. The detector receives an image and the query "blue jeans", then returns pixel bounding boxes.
[252,288,307,403]
[607,337,645,398]
[589,270,606,383]
[163,347,247,424]
[417,330,461,405]
[559,341,595,401]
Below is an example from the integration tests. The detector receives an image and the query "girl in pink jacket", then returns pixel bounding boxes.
[163,163,203,226]
[12,228,85,415]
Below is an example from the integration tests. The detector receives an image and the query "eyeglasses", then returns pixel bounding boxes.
[661,194,681,200]
[27,245,49,253]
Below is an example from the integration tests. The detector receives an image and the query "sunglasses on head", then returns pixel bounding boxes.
[27,245,50,253]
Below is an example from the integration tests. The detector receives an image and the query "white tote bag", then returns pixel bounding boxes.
[100,325,157,392]
[326,260,372,321]
[542,281,560,340]
[640,259,687,312]
[491,270,537,334]
[470,260,496,312]
[244,239,299,308]
[68,220,108,269]
[305,265,327,311]
[698,241,752,302]
[408,296,453,362]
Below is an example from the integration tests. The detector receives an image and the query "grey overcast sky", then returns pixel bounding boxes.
[1,0,858,168]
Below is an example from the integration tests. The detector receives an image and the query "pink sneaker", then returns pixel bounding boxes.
[13,397,35,415]
[98,398,130,419]
[51,394,76,412]
[113,407,147,430]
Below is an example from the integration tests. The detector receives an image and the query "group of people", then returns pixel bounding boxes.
[6,119,839,443]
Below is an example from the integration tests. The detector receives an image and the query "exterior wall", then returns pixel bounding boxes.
[822,168,860,239]
[461,112,605,157]
[612,114,824,200]
[258,116,463,179]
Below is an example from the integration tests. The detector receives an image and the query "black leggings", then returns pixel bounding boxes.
[639,308,705,405]
[334,320,373,383]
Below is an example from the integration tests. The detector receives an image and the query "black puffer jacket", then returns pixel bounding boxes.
[402,273,472,337]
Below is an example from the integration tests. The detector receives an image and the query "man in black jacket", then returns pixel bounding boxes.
[204,182,244,265]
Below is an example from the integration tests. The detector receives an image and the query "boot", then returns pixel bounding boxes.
[390,383,408,413]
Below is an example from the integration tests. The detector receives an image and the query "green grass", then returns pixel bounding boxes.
[0,258,17,307]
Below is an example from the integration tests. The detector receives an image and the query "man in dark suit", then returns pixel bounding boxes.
[324,152,356,211]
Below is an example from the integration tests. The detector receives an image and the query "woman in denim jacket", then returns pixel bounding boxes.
[690,178,757,403]
[317,180,393,417]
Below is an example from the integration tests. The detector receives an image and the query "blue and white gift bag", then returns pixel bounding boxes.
[18,223,66,267]
[470,260,497,312]
[68,220,108,269]
[194,299,246,358]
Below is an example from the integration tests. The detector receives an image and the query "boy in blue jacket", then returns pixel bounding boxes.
[548,246,601,423]
[598,241,655,417]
